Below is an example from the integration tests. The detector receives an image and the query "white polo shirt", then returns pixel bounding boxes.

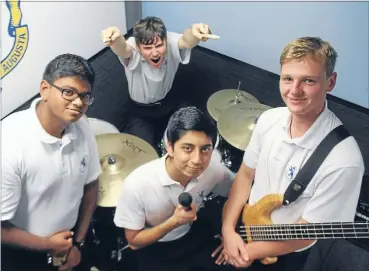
[244,101,364,225]
[120,31,192,104]
[1,98,102,237]
[114,152,234,242]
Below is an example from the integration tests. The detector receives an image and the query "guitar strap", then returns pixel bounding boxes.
[283,125,350,205]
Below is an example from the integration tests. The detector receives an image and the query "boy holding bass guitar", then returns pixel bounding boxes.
[220,37,365,271]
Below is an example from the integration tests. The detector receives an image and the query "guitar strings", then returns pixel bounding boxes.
[238,234,369,239]
[239,222,369,228]
[237,222,369,239]
[238,231,369,235]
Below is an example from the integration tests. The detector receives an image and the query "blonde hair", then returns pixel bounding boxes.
[280,37,338,76]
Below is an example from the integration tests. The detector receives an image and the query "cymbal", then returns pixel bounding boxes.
[95,133,159,207]
[217,103,272,151]
[207,89,259,121]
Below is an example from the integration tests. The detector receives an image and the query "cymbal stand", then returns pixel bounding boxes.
[233,81,243,104]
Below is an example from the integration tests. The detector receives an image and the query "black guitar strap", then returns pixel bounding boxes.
[283,125,350,205]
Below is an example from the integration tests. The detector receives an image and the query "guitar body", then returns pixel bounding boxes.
[240,193,369,265]
[242,194,284,265]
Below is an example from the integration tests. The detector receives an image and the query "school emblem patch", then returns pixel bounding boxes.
[287,164,297,181]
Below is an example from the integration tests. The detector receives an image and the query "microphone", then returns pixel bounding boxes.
[178,192,193,211]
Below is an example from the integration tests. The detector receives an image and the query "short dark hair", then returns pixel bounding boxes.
[166,106,217,147]
[42,53,95,90]
[133,16,167,45]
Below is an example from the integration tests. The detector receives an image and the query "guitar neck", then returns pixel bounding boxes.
[239,222,369,241]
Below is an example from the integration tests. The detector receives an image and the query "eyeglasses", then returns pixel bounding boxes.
[49,82,95,105]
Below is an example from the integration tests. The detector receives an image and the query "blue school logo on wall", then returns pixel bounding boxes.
[1,0,29,80]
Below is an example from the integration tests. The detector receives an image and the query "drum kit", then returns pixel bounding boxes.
[157,84,271,171]
[81,84,271,270]
[205,83,272,171]
[83,117,158,271]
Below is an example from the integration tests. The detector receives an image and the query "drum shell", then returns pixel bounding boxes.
[87,118,120,135]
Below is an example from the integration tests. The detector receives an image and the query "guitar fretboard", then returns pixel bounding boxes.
[239,222,369,241]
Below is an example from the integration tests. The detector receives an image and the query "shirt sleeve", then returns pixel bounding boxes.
[113,176,146,230]
[82,119,102,184]
[1,128,22,221]
[302,166,364,223]
[167,32,191,64]
[211,164,235,197]
[242,111,267,169]
[118,36,140,70]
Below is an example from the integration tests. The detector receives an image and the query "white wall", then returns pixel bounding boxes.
[143,1,369,108]
[1,0,127,118]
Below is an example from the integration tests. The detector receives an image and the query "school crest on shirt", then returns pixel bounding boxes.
[195,189,207,204]
[79,155,88,173]
[286,164,297,181]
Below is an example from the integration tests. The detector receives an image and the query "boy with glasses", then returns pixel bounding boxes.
[1,53,101,271]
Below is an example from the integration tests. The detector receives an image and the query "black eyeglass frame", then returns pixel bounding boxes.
[48,81,95,105]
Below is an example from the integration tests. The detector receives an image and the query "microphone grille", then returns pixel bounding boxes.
[178,192,193,207]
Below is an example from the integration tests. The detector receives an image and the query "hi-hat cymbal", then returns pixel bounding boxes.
[217,103,272,151]
[95,133,159,207]
[207,89,259,121]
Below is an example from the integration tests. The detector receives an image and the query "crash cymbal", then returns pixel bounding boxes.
[95,133,159,207]
[217,103,272,151]
[207,89,259,121]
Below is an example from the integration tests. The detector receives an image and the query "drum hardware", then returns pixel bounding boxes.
[199,193,219,210]
[117,244,130,262]
[220,148,233,168]
[233,81,244,105]
[206,85,259,121]
[46,254,67,267]
[87,206,131,271]
[204,193,218,202]
[215,135,245,173]
[158,131,168,157]
[217,103,272,151]
[95,133,159,207]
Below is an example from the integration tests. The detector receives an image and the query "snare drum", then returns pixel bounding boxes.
[88,118,120,135]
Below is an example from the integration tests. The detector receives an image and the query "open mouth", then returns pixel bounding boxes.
[151,57,161,64]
